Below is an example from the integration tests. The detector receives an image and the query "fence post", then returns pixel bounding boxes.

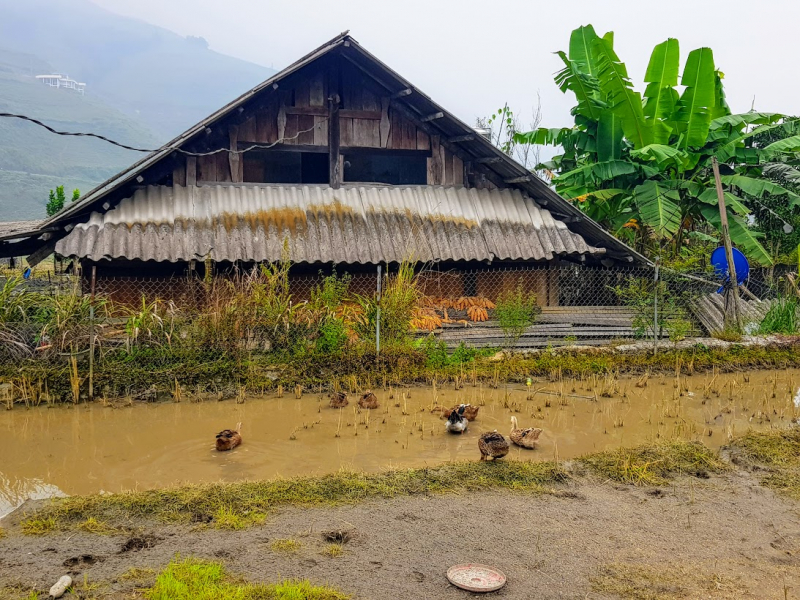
[375,264,382,356]
[653,260,659,355]
[88,265,96,402]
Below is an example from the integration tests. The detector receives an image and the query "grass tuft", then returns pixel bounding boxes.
[144,555,348,600]
[270,538,303,554]
[22,460,567,534]
[119,567,157,584]
[729,428,800,499]
[591,562,746,599]
[76,517,122,535]
[20,515,58,536]
[321,543,344,558]
[582,440,729,486]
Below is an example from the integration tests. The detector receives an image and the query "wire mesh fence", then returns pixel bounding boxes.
[0,262,786,401]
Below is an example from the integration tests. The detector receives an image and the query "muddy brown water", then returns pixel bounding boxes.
[1,368,799,518]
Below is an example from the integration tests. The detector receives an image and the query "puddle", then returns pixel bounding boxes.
[1,368,798,517]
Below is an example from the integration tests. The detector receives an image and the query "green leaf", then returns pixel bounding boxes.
[674,47,716,148]
[634,180,682,236]
[569,25,601,73]
[709,112,782,131]
[720,175,800,207]
[554,52,605,121]
[709,70,731,121]
[597,111,624,161]
[761,135,800,159]
[763,163,800,183]
[687,230,719,243]
[697,189,750,216]
[643,39,680,145]
[513,128,573,146]
[592,36,647,148]
[630,144,689,170]
[700,205,773,265]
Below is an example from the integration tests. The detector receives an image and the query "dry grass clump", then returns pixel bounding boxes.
[21,461,567,534]
[729,427,800,499]
[581,440,729,486]
[119,567,157,584]
[321,543,344,558]
[270,538,303,554]
[76,517,124,535]
[144,556,349,600]
[590,562,746,599]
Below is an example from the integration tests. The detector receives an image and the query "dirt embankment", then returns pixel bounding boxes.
[1,467,799,599]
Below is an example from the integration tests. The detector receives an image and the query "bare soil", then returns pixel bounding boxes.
[1,468,799,599]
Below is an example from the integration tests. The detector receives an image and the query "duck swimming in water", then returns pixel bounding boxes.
[329,391,348,408]
[215,422,242,451]
[358,391,379,409]
[445,404,469,434]
[509,416,542,449]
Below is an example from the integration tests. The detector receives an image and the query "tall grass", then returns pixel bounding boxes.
[758,296,799,335]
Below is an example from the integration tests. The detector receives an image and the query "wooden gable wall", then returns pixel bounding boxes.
[175,58,467,187]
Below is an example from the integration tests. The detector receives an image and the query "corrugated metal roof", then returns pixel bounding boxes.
[55,184,604,264]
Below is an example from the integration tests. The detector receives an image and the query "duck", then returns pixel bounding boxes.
[509,416,542,449]
[440,403,480,421]
[358,391,379,409]
[445,405,468,434]
[215,422,242,451]
[329,391,348,408]
[478,430,510,461]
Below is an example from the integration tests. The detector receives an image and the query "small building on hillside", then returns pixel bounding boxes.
[2,33,648,321]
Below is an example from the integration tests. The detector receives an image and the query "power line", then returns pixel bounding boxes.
[0,112,328,156]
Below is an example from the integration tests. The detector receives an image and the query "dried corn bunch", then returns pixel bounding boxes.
[467,305,489,322]
[410,308,442,331]
[453,296,496,310]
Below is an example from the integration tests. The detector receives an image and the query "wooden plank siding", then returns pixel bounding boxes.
[193,59,469,187]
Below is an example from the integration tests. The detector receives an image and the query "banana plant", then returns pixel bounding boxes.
[516,25,800,265]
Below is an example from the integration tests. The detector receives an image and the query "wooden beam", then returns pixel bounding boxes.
[420,112,444,123]
[391,88,412,99]
[448,134,475,143]
[475,156,502,164]
[504,175,533,184]
[27,238,58,267]
[277,95,287,140]
[329,93,341,189]
[379,96,390,148]
[285,106,382,120]
[186,156,197,186]
[428,134,443,185]
[229,125,243,183]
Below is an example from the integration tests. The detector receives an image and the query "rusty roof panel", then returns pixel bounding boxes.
[55,184,604,264]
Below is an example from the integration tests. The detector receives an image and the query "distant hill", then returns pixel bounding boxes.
[0,68,160,220]
[0,0,275,136]
[0,0,276,221]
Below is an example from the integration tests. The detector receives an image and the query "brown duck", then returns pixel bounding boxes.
[329,391,348,408]
[215,422,242,451]
[509,416,542,449]
[478,430,509,461]
[358,391,379,409]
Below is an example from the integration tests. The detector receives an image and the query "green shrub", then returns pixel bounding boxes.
[494,285,540,345]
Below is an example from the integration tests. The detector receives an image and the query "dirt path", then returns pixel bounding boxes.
[1,467,799,599]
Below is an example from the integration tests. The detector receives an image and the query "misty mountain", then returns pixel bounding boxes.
[0,0,276,220]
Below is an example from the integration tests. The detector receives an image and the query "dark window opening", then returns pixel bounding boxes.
[343,153,427,185]
[243,151,329,184]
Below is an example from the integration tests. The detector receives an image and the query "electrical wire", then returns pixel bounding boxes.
[0,112,328,156]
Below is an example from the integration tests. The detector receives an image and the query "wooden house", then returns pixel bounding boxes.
[1,33,647,307]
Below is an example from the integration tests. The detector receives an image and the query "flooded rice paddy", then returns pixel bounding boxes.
[1,368,799,517]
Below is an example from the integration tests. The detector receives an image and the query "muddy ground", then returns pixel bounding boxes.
[1,467,799,600]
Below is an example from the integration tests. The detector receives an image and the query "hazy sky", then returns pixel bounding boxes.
[91,0,800,136]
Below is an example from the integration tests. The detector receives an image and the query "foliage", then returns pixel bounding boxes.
[611,276,696,340]
[45,185,79,217]
[144,556,349,600]
[356,262,420,349]
[494,286,539,345]
[516,25,800,265]
[758,296,799,335]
